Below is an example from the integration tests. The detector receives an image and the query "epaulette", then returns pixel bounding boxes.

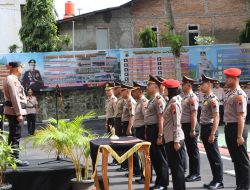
[156,94,161,99]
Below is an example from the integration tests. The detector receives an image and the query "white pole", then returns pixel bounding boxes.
[72,21,75,51]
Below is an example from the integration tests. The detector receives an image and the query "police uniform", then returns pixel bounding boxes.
[213,82,225,125]
[198,51,213,78]
[145,75,169,189]
[200,75,224,189]
[3,62,27,162]
[22,59,44,91]
[114,81,124,136]
[120,83,140,174]
[181,76,201,181]
[26,94,38,135]
[162,79,186,190]
[223,68,250,190]
[105,83,117,133]
[132,81,149,183]
[244,83,250,124]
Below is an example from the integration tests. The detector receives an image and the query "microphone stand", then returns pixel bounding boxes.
[0,101,4,131]
[38,85,71,165]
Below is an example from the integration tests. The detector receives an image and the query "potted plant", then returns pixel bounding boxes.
[0,131,19,190]
[62,113,97,190]
[27,112,97,190]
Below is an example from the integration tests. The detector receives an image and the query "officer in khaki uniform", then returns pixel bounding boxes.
[213,81,225,125]
[223,68,250,190]
[131,81,149,184]
[105,82,117,133]
[117,83,140,175]
[200,74,224,189]
[145,75,169,190]
[162,79,186,190]
[113,81,124,137]
[181,76,201,182]
[3,61,29,166]
[156,76,166,96]
[26,88,38,135]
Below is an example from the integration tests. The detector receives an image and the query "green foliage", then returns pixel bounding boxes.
[8,44,20,53]
[27,112,97,181]
[19,0,70,52]
[239,19,250,44]
[194,35,215,45]
[161,22,184,57]
[0,131,18,187]
[138,27,157,48]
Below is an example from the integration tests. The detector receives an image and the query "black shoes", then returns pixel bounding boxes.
[203,181,224,189]
[150,185,168,190]
[116,167,128,172]
[185,174,201,182]
[135,177,145,184]
[235,186,249,190]
[108,161,118,166]
[16,160,29,167]
[124,172,141,177]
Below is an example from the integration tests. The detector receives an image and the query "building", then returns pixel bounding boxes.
[58,2,133,51]
[0,0,25,53]
[58,0,250,50]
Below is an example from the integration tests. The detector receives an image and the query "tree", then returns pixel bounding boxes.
[161,22,184,81]
[239,19,250,44]
[19,0,70,52]
[138,27,157,48]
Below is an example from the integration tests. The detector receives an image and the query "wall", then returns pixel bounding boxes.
[0,0,24,53]
[36,88,105,121]
[58,5,133,50]
[131,0,250,46]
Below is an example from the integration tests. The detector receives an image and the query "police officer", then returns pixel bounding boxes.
[145,75,169,190]
[22,59,44,91]
[117,83,140,175]
[108,81,123,166]
[162,79,186,190]
[244,82,250,124]
[181,76,201,182]
[223,68,250,190]
[104,82,117,133]
[131,81,149,184]
[3,61,29,166]
[213,81,225,125]
[200,74,224,189]
[156,76,166,96]
[113,81,124,137]
[26,88,38,135]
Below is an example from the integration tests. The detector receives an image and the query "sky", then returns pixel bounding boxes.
[54,0,131,20]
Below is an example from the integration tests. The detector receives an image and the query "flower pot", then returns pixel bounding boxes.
[71,178,94,190]
[0,184,12,190]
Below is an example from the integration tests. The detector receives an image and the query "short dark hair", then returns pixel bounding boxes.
[168,87,181,100]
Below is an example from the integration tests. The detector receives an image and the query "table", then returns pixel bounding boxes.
[90,137,151,190]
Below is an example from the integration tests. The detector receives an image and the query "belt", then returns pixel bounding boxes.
[4,101,12,107]
[4,101,26,109]
[146,124,158,128]
[225,122,237,126]
[201,123,213,127]
[26,106,35,108]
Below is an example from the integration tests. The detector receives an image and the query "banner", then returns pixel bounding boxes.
[0,44,250,91]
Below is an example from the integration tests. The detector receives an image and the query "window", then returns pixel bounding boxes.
[96,28,109,50]
[187,24,200,46]
[151,26,160,47]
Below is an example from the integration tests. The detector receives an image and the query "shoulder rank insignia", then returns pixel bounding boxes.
[189,97,195,106]
[210,99,217,108]
[157,94,161,99]
[171,104,176,114]
[236,95,243,105]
